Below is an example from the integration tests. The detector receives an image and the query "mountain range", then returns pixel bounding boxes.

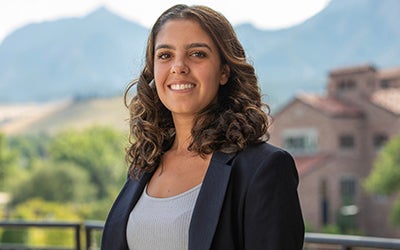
[0,0,399,110]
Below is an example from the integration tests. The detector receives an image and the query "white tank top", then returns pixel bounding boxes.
[126,184,201,250]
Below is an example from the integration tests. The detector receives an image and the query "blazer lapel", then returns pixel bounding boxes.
[188,151,236,250]
[103,173,152,249]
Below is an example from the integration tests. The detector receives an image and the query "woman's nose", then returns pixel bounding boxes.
[170,59,189,74]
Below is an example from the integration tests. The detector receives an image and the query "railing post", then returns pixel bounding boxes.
[75,223,81,250]
[86,225,91,250]
[84,220,104,250]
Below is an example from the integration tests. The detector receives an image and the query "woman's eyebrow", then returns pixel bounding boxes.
[155,44,174,51]
[186,43,212,51]
[155,43,212,51]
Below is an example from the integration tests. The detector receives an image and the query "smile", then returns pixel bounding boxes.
[170,84,195,90]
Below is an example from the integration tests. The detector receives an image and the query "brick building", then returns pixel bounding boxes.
[269,64,400,237]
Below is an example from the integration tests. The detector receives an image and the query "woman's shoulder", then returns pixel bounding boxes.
[213,141,295,170]
[237,141,292,159]
[227,141,298,186]
[235,141,297,173]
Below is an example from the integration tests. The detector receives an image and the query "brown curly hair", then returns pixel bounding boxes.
[125,4,270,178]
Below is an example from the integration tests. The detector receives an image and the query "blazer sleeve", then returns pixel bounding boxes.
[244,149,304,249]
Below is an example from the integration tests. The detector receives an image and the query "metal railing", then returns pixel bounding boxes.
[0,220,81,250]
[304,233,400,249]
[84,221,104,250]
[1,220,400,250]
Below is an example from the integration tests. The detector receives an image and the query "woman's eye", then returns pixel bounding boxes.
[192,51,206,58]
[157,52,171,60]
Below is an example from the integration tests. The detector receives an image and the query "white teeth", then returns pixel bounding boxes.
[170,84,194,90]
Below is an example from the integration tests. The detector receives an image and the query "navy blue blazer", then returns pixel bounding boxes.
[101,142,304,249]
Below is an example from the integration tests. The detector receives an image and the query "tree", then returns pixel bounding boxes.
[7,133,51,169]
[0,133,17,191]
[6,126,128,221]
[48,126,127,199]
[364,133,400,225]
[10,160,96,205]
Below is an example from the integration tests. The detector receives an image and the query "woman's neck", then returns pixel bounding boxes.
[171,114,194,154]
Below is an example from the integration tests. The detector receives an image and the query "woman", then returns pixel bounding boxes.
[101,4,304,250]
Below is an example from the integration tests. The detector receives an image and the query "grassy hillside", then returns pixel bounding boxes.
[3,96,130,135]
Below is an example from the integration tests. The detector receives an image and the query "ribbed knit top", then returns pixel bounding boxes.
[126,184,201,250]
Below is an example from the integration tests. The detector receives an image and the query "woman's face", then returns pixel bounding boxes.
[153,19,230,120]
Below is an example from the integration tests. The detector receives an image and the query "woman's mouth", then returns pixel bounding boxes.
[169,84,195,90]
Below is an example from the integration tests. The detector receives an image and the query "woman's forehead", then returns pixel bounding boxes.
[154,19,214,48]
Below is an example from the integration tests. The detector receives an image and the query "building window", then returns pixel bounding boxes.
[285,137,306,150]
[373,133,388,150]
[339,176,358,231]
[338,79,356,91]
[339,134,354,150]
[282,128,318,155]
[320,179,329,226]
[380,80,391,89]
[340,177,356,205]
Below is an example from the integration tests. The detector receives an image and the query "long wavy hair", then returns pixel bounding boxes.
[125,4,270,178]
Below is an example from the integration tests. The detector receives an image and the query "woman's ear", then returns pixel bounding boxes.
[220,65,231,85]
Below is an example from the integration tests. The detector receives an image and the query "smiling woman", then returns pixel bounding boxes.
[153,19,230,119]
[101,4,304,250]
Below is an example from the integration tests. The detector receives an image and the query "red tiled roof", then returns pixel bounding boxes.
[297,93,364,118]
[294,154,330,177]
[370,89,400,115]
[329,64,376,77]
[378,68,400,80]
